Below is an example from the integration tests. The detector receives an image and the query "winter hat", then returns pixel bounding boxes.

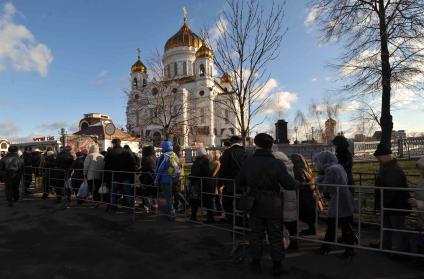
[47,151,55,156]
[196,147,207,157]
[34,148,41,153]
[81,149,88,156]
[254,133,274,149]
[417,156,424,171]
[161,140,173,152]
[8,146,18,153]
[313,151,338,171]
[65,145,72,152]
[230,135,242,144]
[373,143,392,156]
[332,135,349,149]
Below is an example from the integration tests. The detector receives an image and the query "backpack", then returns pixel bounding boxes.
[159,152,180,178]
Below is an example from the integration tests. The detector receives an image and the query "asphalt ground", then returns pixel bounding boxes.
[1,185,424,279]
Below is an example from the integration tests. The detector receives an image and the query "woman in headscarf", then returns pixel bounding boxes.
[313,151,356,258]
[291,154,317,235]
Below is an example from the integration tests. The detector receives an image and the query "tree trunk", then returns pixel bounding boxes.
[378,1,393,149]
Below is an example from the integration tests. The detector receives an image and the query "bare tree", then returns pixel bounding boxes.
[203,0,286,146]
[310,0,424,149]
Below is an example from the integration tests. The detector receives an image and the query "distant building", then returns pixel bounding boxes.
[372,130,407,141]
[322,118,337,144]
[0,139,10,157]
[68,113,140,152]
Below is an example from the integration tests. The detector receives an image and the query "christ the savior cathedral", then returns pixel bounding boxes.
[126,16,238,147]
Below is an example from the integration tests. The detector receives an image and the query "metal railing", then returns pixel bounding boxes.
[18,166,424,259]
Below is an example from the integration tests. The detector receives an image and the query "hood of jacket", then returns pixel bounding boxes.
[313,151,338,172]
[161,141,173,152]
[273,151,294,178]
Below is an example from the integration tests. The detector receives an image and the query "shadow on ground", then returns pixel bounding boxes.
[0,189,424,279]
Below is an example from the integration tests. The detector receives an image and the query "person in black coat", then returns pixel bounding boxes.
[218,135,248,224]
[139,146,157,211]
[0,146,24,207]
[189,148,210,221]
[41,151,56,200]
[236,133,297,277]
[70,151,87,202]
[105,139,136,211]
[55,146,74,202]
[23,147,33,193]
[374,144,411,251]
[332,135,355,186]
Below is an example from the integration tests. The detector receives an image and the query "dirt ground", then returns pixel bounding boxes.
[1,187,424,279]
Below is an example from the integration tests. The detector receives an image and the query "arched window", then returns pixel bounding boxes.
[199,90,205,96]
[133,78,138,89]
[134,94,139,100]
[152,88,158,96]
[143,79,147,87]
[210,66,213,76]
[192,62,195,75]
[81,122,89,130]
[183,61,187,75]
[1,143,7,149]
[167,64,171,78]
[199,64,205,77]
[174,62,178,77]
[172,88,177,94]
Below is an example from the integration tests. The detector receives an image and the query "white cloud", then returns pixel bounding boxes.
[93,69,109,88]
[261,91,298,115]
[37,121,68,131]
[311,77,318,82]
[0,2,53,76]
[304,5,321,28]
[0,121,20,137]
[210,15,227,41]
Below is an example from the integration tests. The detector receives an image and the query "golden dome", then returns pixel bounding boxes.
[220,73,233,84]
[131,59,146,74]
[195,44,213,59]
[164,22,203,52]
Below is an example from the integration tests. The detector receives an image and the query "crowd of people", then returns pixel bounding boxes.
[0,134,423,277]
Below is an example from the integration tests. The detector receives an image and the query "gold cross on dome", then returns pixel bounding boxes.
[183,6,188,23]
[136,48,141,59]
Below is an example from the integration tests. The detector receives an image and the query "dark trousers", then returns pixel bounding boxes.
[383,214,408,251]
[43,170,53,197]
[88,179,102,201]
[249,215,285,262]
[4,174,20,204]
[323,216,355,251]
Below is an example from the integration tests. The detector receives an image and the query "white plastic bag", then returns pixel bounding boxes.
[98,183,109,194]
[283,226,291,250]
[77,180,88,199]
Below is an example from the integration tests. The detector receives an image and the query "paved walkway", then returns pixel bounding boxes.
[1,187,424,279]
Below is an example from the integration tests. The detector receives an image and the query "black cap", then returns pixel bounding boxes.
[8,146,18,153]
[223,141,231,147]
[374,143,392,156]
[111,138,121,145]
[332,135,349,149]
[230,135,242,144]
[254,133,274,149]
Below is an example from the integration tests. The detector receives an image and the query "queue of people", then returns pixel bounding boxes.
[2,135,424,277]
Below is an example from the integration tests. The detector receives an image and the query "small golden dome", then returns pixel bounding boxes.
[195,44,213,59]
[131,59,146,74]
[220,73,233,84]
[164,22,203,52]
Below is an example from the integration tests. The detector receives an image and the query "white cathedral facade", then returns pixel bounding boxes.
[126,19,238,147]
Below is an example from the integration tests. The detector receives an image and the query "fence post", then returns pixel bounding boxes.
[397,139,404,158]
[358,185,362,246]
[335,186,340,243]
[380,189,384,250]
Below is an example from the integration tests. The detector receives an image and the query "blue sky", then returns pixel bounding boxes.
[0,0,422,141]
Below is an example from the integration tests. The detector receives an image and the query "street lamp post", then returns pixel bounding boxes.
[294,126,298,144]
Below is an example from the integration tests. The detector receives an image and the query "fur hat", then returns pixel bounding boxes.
[8,146,18,153]
[230,135,242,144]
[254,133,274,149]
[374,143,392,156]
[47,151,55,156]
[196,147,207,157]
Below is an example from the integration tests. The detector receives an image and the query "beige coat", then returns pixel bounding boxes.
[83,145,104,181]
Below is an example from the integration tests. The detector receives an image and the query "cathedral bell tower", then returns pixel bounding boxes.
[130,48,147,90]
[194,44,213,79]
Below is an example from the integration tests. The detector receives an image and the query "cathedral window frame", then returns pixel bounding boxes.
[174,62,178,77]
[183,61,187,75]
[199,64,205,77]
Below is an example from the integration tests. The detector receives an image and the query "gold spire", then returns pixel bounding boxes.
[131,48,146,74]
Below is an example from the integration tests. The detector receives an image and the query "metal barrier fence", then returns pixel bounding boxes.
[19,166,424,259]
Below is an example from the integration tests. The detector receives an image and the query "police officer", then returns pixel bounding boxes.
[0,146,24,207]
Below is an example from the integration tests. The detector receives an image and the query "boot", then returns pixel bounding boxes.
[272,261,287,277]
[249,259,262,274]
